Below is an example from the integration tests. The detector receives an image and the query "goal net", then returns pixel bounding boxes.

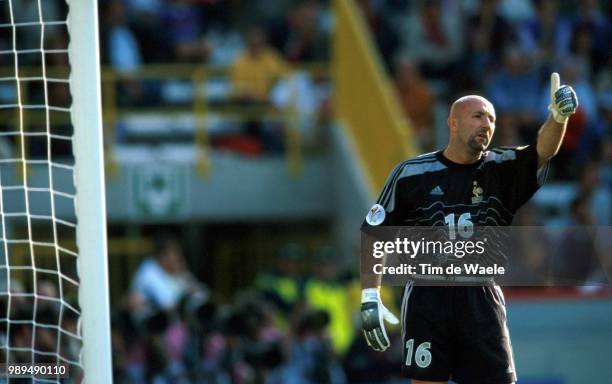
[0,1,111,382]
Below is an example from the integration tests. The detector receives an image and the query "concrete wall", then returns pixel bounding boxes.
[329,123,374,260]
[508,297,612,384]
[105,150,332,222]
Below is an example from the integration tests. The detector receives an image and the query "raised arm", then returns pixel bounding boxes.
[536,72,578,167]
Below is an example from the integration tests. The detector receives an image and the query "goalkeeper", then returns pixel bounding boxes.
[360,73,577,383]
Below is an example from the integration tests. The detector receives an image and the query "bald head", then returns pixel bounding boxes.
[449,95,495,120]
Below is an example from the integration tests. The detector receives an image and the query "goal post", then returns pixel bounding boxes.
[68,1,113,383]
[0,0,112,381]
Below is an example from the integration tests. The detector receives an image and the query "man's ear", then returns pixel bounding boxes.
[447,116,456,134]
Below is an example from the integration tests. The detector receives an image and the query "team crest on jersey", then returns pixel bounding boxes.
[366,204,385,226]
[472,181,484,203]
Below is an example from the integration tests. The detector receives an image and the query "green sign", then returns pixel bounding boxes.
[131,165,188,218]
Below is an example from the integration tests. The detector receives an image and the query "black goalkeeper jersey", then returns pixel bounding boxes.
[361,145,542,382]
[365,144,547,228]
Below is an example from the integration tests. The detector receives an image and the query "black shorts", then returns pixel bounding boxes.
[400,283,516,383]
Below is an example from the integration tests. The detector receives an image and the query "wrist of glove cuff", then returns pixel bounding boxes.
[549,105,569,124]
[361,287,380,303]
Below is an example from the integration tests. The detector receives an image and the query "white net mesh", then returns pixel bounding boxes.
[0,0,82,382]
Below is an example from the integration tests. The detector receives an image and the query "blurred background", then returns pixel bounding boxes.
[0,0,610,383]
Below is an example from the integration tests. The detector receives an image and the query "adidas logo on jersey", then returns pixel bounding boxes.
[430,186,444,195]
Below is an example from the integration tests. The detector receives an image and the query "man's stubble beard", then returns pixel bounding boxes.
[467,134,489,153]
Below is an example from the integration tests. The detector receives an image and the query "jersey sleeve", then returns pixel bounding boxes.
[361,162,405,228]
[497,144,549,212]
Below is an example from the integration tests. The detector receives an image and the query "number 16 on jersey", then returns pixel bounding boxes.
[444,213,474,240]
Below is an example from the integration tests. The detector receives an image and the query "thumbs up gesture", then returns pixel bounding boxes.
[549,72,578,124]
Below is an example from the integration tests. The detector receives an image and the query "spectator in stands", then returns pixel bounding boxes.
[356,0,400,72]
[594,49,612,95]
[575,89,610,163]
[576,161,611,226]
[102,0,148,107]
[225,26,289,154]
[497,0,534,23]
[220,296,286,383]
[178,294,219,381]
[393,56,435,150]
[553,195,601,284]
[195,0,233,31]
[231,26,288,103]
[597,93,612,158]
[285,309,347,383]
[10,312,56,363]
[304,246,354,356]
[123,0,169,62]
[486,45,541,139]
[129,233,208,320]
[140,310,176,382]
[268,0,330,63]
[504,203,552,285]
[162,0,210,62]
[569,0,610,74]
[104,1,143,72]
[4,0,62,65]
[271,70,332,154]
[256,243,305,314]
[206,23,244,67]
[569,23,598,77]
[516,0,572,67]
[238,0,297,29]
[462,0,515,88]
[125,0,163,19]
[0,137,13,159]
[399,0,463,80]
[37,280,61,319]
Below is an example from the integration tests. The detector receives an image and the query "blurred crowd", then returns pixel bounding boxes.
[98,0,333,155]
[0,0,609,178]
[0,280,83,382]
[113,227,611,384]
[96,0,610,180]
[113,237,404,383]
[99,0,331,67]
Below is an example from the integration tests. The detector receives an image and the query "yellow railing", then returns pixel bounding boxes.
[333,0,420,197]
[100,64,329,177]
[0,64,328,178]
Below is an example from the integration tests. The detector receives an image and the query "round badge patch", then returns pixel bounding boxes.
[366,204,386,226]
